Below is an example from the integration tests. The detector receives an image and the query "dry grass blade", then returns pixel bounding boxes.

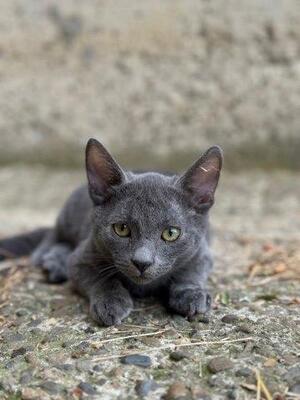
[255,369,272,400]
[91,329,167,348]
[92,336,254,362]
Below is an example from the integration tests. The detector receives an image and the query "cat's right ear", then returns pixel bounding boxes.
[86,138,125,205]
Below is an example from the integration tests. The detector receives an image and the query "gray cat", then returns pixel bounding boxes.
[0,139,223,326]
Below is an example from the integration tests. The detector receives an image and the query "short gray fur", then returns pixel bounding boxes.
[2,138,223,326]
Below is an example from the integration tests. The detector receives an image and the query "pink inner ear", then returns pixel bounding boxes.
[190,156,220,204]
[87,145,123,197]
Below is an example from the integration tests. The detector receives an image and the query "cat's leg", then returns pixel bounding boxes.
[40,243,72,283]
[168,251,213,318]
[68,240,133,326]
[89,279,133,326]
[32,230,72,283]
[31,229,57,267]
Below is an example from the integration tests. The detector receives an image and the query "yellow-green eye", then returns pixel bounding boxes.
[113,223,131,237]
[161,227,181,242]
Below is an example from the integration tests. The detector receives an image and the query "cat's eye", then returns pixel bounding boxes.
[113,223,131,237]
[161,227,181,242]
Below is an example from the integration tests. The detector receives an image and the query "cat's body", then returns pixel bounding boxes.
[0,139,222,326]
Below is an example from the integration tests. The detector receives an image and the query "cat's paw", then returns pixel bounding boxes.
[90,294,133,326]
[41,245,71,283]
[169,288,211,317]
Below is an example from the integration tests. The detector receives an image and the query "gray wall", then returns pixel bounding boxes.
[0,0,299,170]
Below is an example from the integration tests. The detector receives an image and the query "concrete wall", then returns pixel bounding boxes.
[0,0,299,170]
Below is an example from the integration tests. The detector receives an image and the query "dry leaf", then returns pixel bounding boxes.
[264,358,277,367]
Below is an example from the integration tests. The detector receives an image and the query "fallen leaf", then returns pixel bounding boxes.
[264,358,277,367]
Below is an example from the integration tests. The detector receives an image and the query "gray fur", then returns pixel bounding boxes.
[0,139,223,326]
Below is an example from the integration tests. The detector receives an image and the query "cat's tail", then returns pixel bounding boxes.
[0,228,51,261]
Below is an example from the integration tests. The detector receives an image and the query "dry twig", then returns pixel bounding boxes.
[92,336,254,362]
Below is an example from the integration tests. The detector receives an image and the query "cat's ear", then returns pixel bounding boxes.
[86,138,125,204]
[177,146,223,211]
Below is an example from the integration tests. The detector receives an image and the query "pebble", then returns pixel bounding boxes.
[78,381,98,395]
[207,357,234,374]
[55,363,73,371]
[21,387,46,400]
[11,347,27,358]
[164,382,189,399]
[188,313,210,323]
[191,385,211,399]
[120,354,152,368]
[169,351,188,362]
[135,379,159,397]
[237,323,254,334]
[24,353,39,366]
[289,384,300,394]
[20,371,32,385]
[221,314,239,324]
[235,367,253,378]
[16,308,29,317]
[284,365,300,386]
[40,381,63,395]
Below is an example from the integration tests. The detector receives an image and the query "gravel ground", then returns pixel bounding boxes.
[0,167,299,400]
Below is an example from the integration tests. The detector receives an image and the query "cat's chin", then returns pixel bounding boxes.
[128,275,153,285]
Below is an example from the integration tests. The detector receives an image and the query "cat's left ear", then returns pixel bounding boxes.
[177,146,223,211]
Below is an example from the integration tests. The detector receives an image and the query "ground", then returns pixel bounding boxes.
[0,167,299,400]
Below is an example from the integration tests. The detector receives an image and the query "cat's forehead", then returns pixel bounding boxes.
[113,172,184,220]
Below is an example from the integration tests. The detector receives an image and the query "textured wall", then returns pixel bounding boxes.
[0,0,299,170]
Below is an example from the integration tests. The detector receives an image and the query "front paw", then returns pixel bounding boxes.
[169,288,211,317]
[90,294,133,326]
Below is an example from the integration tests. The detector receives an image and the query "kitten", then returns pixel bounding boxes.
[0,139,223,326]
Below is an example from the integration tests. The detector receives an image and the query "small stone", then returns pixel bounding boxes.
[78,381,97,395]
[21,387,46,400]
[55,363,73,371]
[221,314,239,324]
[190,314,210,324]
[226,388,237,399]
[284,365,300,386]
[235,367,253,378]
[120,354,152,368]
[16,308,29,317]
[11,347,27,358]
[24,353,39,365]
[289,383,300,394]
[96,379,106,386]
[135,379,159,397]
[191,385,211,399]
[84,326,96,334]
[237,323,254,334]
[169,351,188,362]
[164,382,189,399]
[207,357,234,374]
[40,381,63,395]
[108,367,123,378]
[20,371,32,385]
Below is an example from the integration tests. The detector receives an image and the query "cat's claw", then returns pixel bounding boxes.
[169,288,211,317]
[90,295,133,326]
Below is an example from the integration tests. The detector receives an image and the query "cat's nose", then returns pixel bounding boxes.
[131,259,152,274]
[131,246,153,274]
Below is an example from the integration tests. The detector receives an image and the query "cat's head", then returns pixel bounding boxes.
[86,138,223,285]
